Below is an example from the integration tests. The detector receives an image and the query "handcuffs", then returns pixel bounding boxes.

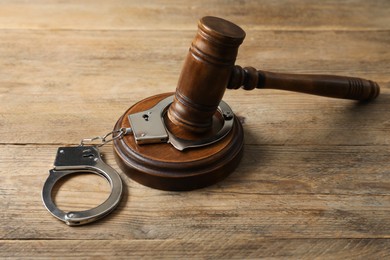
[42,146,123,226]
[42,95,234,225]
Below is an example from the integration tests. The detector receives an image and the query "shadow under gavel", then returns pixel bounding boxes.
[168,16,380,134]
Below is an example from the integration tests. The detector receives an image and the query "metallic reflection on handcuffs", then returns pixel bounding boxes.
[42,146,123,226]
[42,95,234,225]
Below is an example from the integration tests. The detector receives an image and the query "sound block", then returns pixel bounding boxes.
[113,93,244,191]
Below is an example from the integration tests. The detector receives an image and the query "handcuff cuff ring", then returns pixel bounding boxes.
[42,146,123,226]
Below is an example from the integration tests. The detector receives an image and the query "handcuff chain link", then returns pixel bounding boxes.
[80,127,132,147]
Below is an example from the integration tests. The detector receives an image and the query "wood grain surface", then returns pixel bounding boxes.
[0,0,389,258]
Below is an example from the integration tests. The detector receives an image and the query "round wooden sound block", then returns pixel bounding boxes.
[113,93,244,191]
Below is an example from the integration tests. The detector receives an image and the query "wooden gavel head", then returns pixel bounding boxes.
[113,16,379,191]
[168,16,246,133]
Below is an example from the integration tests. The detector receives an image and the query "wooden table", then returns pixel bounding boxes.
[1,1,389,258]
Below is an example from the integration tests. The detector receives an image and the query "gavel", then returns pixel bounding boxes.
[168,16,379,134]
[113,16,380,191]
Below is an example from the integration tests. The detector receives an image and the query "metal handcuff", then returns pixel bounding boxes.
[41,130,129,226]
[42,95,234,225]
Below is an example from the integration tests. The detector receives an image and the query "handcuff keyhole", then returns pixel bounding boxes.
[83,153,95,159]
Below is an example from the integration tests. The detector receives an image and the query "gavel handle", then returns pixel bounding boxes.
[228,66,380,101]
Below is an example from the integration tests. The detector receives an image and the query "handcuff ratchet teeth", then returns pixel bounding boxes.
[42,146,123,226]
